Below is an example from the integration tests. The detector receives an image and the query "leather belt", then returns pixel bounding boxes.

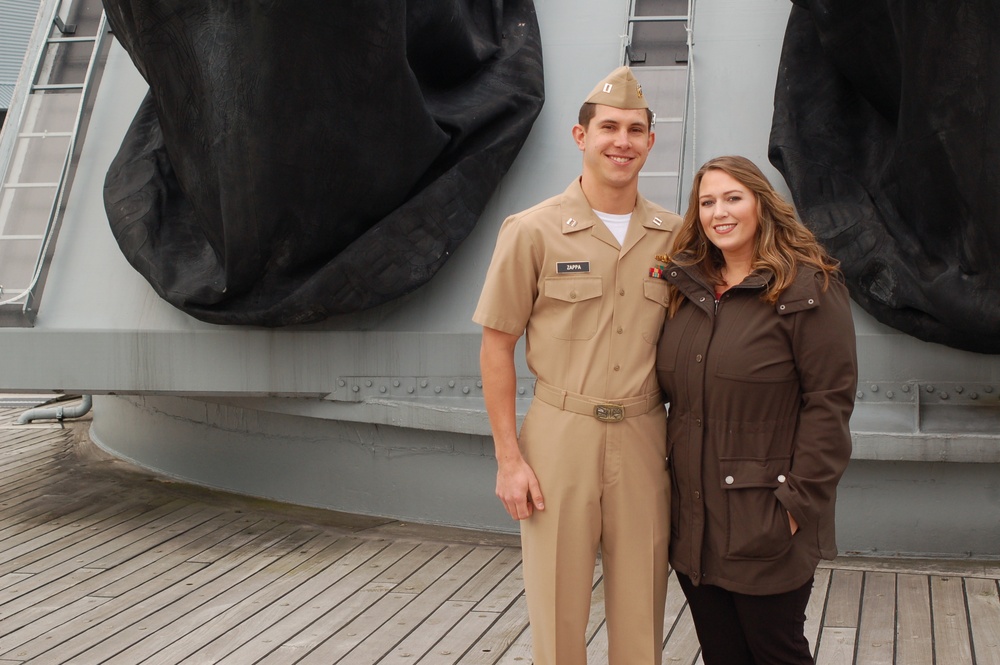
[533,380,663,423]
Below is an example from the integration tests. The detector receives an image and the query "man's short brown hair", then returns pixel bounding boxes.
[577,102,654,130]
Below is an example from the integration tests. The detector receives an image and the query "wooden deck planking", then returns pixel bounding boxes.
[0,562,209,662]
[172,538,392,664]
[803,566,832,654]
[377,598,476,664]
[0,471,129,547]
[454,595,530,665]
[854,571,895,665]
[21,521,303,663]
[0,408,995,664]
[322,546,503,665]
[218,544,417,664]
[90,523,324,665]
[13,501,208,575]
[813,627,857,665]
[822,569,863,630]
[121,532,372,665]
[662,604,701,665]
[932,574,975,665]
[966,577,1000,665]
[895,573,933,665]
[652,570,703,665]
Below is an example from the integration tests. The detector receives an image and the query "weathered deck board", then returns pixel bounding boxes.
[173,538,390,664]
[0,407,995,664]
[966,577,1000,665]
[454,595,529,665]
[328,546,502,665]
[219,547,408,663]
[126,533,371,665]
[895,573,932,665]
[823,569,863,629]
[21,520,297,663]
[855,571,895,664]
[91,523,319,665]
[814,627,857,665]
[932,574,975,665]
[803,566,832,653]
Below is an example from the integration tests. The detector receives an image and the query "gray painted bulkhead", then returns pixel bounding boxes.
[1,0,998,557]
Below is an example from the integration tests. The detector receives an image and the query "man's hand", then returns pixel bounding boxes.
[481,326,543,521]
[496,456,544,520]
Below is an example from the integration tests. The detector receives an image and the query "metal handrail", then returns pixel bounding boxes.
[0,10,110,311]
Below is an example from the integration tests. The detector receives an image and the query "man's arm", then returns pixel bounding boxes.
[480,326,544,520]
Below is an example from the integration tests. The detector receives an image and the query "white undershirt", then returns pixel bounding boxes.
[595,210,632,247]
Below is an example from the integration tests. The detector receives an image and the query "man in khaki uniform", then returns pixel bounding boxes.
[474,67,681,665]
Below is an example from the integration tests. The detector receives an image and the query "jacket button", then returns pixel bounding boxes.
[613,364,620,371]
[699,296,706,302]
[808,299,815,305]
[617,326,623,334]
[619,288,625,296]
[694,490,701,499]
[695,354,703,363]
[670,271,678,277]
[695,418,702,427]
[779,304,786,310]
[725,475,734,485]
[570,291,577,299]
[778,475,786,483]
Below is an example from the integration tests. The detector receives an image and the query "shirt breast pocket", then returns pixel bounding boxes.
[543,276,603,340]
[641,278,670,344]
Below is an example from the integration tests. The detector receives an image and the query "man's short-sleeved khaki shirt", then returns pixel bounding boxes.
[474,179,681,400]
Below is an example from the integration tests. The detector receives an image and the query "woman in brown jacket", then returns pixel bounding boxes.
[655,156,857,665]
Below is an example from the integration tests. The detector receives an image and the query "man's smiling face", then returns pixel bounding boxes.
[574,104,655,194]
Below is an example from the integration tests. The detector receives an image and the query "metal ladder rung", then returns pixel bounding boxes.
[17,132,74,138]
[31,83,85,91]
[2,182,60,189]
[46,35,97,44]
[0,235,45,241]
[628,15,687,23]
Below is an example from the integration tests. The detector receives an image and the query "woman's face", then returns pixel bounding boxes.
[697,169,759,264]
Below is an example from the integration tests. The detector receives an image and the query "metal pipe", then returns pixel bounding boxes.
[16,394,92,424]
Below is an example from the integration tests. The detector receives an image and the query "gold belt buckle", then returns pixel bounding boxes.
[594,403,625,422]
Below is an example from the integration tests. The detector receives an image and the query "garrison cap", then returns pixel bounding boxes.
[584,66,648,109]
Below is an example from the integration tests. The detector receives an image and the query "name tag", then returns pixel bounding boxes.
[557,261,590,274]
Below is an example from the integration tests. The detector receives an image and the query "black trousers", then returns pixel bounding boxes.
[677,572,815,665]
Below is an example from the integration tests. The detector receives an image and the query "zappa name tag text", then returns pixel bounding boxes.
[556,261,590,274]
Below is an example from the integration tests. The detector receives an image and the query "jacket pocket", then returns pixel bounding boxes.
[543,276,603,340]
[641,278,670,344]
[720,456,793,561]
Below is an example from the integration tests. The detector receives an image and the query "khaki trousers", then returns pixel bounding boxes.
[519,399,670,665]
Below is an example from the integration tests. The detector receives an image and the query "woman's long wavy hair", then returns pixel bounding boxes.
[667,155,840,317]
